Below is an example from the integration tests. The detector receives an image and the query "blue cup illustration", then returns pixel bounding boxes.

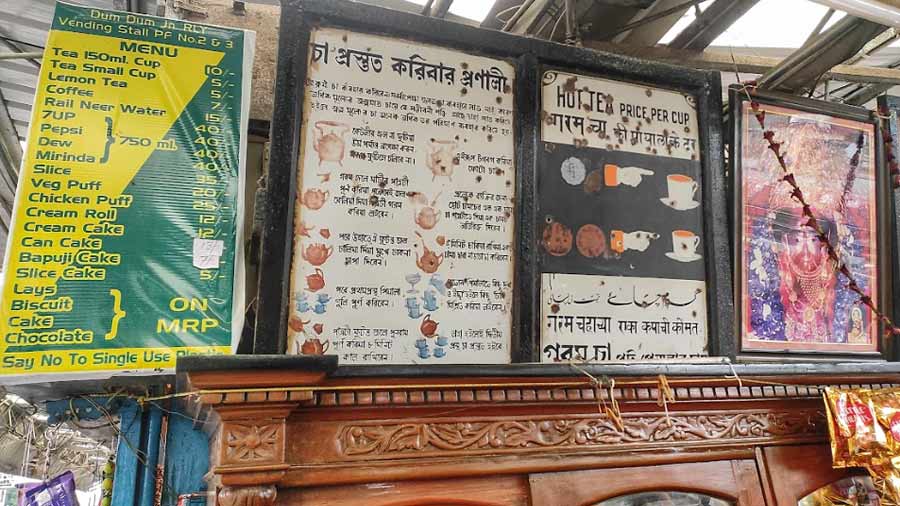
[423,293,439,312]
[407,306,422,319]
[415,338,428,349]
[418,347,431,359]
[317,293,331,304]
[405,296,419,309]
[297,300,310,313]
[433,347,446,358]
[313,303,327,314]
[436,335,448,346]
[429,274,447,296]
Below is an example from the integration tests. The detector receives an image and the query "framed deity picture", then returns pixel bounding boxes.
[730,88,891,359]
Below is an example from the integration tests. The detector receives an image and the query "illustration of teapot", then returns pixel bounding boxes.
[302,243,333,266]
[314,121,350,165]
[414,192,442,230]
[300,337,330,355]
[426,138,458,181]
[420,315,439,338]
[415,232,444,274]
[301,188,330,210]
[306,268,326,292]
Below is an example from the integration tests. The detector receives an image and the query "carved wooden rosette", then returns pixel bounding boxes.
[183,370,899,503]
[183,370,324,505]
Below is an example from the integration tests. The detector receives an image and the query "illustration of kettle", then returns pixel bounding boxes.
[314,121,350,165]
[306,268,326,292]
[420,315,439,338]
[300,337,330,355]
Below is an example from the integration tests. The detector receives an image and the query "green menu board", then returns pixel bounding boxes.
[0,2,254,381]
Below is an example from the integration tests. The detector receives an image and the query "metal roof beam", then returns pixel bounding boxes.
[840,81,895,105]
[427,0,454,18]
[667,0,760,51]
[611,0,694,45]
[503,0,557,34]
[584,41,900,85]
[0,89,21,251]
[757,15,889,93]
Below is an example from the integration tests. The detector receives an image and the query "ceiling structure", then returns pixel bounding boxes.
[477,0,900,105]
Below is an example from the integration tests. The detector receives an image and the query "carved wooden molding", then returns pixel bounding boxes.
[218,486,277,506]
[337,410,827,458]
[309,381,899,409]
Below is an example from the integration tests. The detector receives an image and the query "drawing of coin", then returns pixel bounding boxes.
[576,224,606,258]
[560,157,586,186]
[583,169,603,194]
[542,220,573,256]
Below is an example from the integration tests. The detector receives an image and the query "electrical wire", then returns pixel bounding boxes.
[494,3,525,24]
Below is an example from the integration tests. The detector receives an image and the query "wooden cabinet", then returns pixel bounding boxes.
[181,361,900,506]
[531,460,765,506]
[281,476,530,506]
[276,449,864,506]
[762,445,850,504]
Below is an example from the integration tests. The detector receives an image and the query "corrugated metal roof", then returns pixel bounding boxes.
[0,0,114,142]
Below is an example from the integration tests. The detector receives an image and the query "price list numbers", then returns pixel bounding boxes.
[190,63,239,282]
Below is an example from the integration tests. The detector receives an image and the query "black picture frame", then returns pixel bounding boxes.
[876,94,900,361]
[730,87,891,361]
[531,64,732,362]
[255,0,733,364]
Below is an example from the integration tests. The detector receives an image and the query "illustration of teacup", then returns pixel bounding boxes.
[418,347,431,359]
[434,347,446,358]
[317,293,331,304]
[406,296,422,318]
[415,338,428,349]
[297,299,310,313]
[423,291,439,311]
[313,303,327,314]
[436,335,448,346]
[664,174,698,209]
[429,274,447,296]
[671,230,700,259]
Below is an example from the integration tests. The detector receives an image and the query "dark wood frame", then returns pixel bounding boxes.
[177,355,900,506]
[729,86,892,361]
[875,94,900,361]
[256,0,733,363]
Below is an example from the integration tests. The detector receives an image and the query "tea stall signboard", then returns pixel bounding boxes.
[0,3,253,382]
[287,27,515,364]
[539,70,709,362]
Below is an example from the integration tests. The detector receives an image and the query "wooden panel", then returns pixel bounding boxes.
[529,459,766,506]
[278,475,529,506]
[762,444,859,505]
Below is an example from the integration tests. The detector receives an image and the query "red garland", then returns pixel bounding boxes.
[877,106,900,188]
[748,96,900,337]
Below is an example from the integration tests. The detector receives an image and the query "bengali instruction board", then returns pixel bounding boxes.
[539,70,708,362]
[288,27,515,364]
[0,3,253,381]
